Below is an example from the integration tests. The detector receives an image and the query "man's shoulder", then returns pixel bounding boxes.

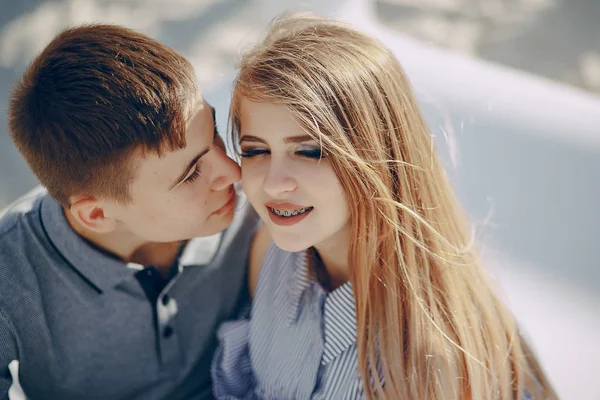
[0,186,50,281]
[0,186,47,239]
[0,187,49,309]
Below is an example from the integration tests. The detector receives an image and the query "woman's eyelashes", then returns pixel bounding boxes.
[240,148,269,158]
[297,148,324,159]
[240,146,324,160]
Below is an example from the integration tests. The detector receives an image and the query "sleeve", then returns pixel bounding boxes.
[0,309,18,400]
[211,306,258,400]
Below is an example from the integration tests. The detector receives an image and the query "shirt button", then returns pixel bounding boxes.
[163,326,174,338]
[161,294,170,306]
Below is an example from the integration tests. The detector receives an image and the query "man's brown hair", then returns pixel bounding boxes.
[8,24,198,205]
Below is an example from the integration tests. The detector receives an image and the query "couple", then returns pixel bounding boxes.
[0,14,555,400]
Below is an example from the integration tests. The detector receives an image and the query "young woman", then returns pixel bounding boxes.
[212,14,556,400]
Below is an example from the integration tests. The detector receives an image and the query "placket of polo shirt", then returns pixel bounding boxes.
[151,219,225,370]
[135,265,183,371]
[156,267,184,371]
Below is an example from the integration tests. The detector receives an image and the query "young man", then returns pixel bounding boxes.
[0,24,258,399]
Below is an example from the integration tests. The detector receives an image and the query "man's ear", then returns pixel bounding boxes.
[68,196,117,233]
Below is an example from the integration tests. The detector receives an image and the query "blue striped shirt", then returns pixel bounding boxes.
[212,243,363,399]
[211,242,538,400]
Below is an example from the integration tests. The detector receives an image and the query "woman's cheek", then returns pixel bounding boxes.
[241,161,264,186]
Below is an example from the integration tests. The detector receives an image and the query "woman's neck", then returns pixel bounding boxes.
[312,229,351,291]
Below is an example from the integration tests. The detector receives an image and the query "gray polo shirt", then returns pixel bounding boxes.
[0,187,259,400]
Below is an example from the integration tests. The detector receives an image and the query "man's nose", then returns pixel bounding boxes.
[210,147,241,191]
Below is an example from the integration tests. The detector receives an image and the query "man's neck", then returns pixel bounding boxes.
[62,206,182,270]
[129,241,186,272]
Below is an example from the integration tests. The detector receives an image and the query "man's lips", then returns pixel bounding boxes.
[213,188,236,215]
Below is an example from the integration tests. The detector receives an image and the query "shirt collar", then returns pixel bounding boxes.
[321,282,356,365]
[285,249,357,364]
[40,195,222,293]
[286,250,312,324]
[40,195,135,293]
[179,233,222,266]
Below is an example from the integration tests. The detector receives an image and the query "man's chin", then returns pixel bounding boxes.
[188,216,234,239]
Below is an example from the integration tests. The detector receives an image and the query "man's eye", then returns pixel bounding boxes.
[240,148,269,158]
[184,165,201,184]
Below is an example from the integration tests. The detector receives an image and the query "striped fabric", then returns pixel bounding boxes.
[211,242,538,400]
[212,243,364,399]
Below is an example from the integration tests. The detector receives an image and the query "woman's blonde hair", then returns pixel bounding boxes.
[231,14,556,400]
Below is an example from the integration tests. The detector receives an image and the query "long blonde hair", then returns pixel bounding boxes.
[231,14,556,400]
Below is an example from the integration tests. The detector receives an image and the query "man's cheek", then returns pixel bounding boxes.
[214,135,226,152]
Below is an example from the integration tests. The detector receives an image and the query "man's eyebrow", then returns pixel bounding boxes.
[238,134,314,144]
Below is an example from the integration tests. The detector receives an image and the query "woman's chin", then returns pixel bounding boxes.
[270,237,312,254]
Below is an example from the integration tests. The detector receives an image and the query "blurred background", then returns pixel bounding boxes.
[1,0,599,398]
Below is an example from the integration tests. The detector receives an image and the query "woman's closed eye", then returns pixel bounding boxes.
[240,148,269,158]
[296,147,324,160]
[240,147,324,160]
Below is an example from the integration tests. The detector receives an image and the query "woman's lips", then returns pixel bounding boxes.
[265,202,313,226]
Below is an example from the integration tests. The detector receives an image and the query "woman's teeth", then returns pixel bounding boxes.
[270,206,313,217]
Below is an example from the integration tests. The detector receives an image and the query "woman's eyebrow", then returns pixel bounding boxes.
[238,134,315,144]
